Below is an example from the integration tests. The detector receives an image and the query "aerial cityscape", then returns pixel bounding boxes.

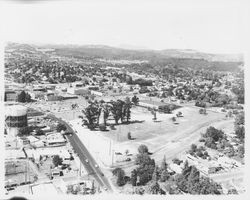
[4,42,244,195]
[1,0,246,197]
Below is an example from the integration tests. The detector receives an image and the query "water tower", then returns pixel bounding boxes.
[5,105,28,137]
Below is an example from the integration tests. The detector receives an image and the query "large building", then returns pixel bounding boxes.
[5,105,28,137]
[67,87,89,96]
[138,99,167,110]
[5,90,17,101]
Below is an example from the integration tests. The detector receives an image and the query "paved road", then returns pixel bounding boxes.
[47,114,113,192]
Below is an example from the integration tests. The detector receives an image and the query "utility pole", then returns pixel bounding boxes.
[25,160,27,183]
[109,139,111,156]
[111,150,114,167]
[79,161,81,177]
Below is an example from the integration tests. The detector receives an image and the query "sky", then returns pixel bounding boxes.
[0,0,248,54]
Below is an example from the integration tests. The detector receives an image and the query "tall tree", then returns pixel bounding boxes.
[160,155,167,171]
[102,103,111,126]
[110,100,123,124]
[124,97,132,123]
[116,169,125,186]
[152,166,160,181]
[138,144,149,154]
[17,91,26,102]
[146,181,161,194]
[131,169,137,186]
[187,166,200,194]
[132,95,139,105]
[82,102,101,129]
[53,155,63,167]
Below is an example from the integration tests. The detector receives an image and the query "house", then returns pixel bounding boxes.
[185,154,220,176]
[90,90,104,96]
[138,99,168,110]
[168,163,184,174]
[59,176,93,193]
[67,87,89,96]
[60,94,78,100]
[46,132,66,146]
[26,148,71,162]
[44,93,63,101]
[217,156,241,168]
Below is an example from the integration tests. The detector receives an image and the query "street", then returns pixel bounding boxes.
[47,114,113,192]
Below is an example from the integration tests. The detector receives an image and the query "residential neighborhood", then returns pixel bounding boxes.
[4,42,245,196]
[2,0,246,197]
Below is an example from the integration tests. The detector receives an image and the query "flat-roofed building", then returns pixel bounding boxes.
[5,90,17,101]
[67,87,89,96]
[138,99,167,110]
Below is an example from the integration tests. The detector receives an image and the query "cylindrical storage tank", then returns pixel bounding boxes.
[5,105,28,136]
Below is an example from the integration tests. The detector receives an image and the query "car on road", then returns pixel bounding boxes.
[85,159,89,163]
[95,164,99,168]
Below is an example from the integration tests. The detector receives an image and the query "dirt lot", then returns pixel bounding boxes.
[5,160,37,185]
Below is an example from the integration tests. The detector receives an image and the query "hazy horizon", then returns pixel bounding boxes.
[1,0,246,54]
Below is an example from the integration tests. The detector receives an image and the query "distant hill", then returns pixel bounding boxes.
[5,42,244,72]
[158,49,243,62]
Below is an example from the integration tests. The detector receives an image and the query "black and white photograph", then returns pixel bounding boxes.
[0,0,249,199]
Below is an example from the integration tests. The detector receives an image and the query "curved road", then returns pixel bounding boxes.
[47,114,113,192]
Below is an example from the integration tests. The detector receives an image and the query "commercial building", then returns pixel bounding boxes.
[44,93,63,101]
[4,90,17,101]
[186,154,220,176]
[46,132,66,146]
[90,90,104,96]
[138,99,167,110]
[67,87,89,96]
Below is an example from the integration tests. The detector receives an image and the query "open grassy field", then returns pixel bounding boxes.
[70,104,230,169]
[102,106,224,143]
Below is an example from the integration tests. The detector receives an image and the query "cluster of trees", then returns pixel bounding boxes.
[82,98,133,130]
[231,84,244,104]
[56,123,67,132]
[139,86,150,94]
[112,168,128,187]
[234,112,244,143]
[200,126,239,158]
[127,78,153,87]
[110,144,224,195]
[66,181,96,195]
[195,101,206,108]
[199,108,207,115]
[234,112,245,159]
[188,144,210,160]
[175,161,222,194]
[17,91,32,103]
[202,126,226,150]
[131,145,156,186]
[158,104,178,114]
[128,145,223,195]
[52,155,63,167]
[130,145,171,190]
